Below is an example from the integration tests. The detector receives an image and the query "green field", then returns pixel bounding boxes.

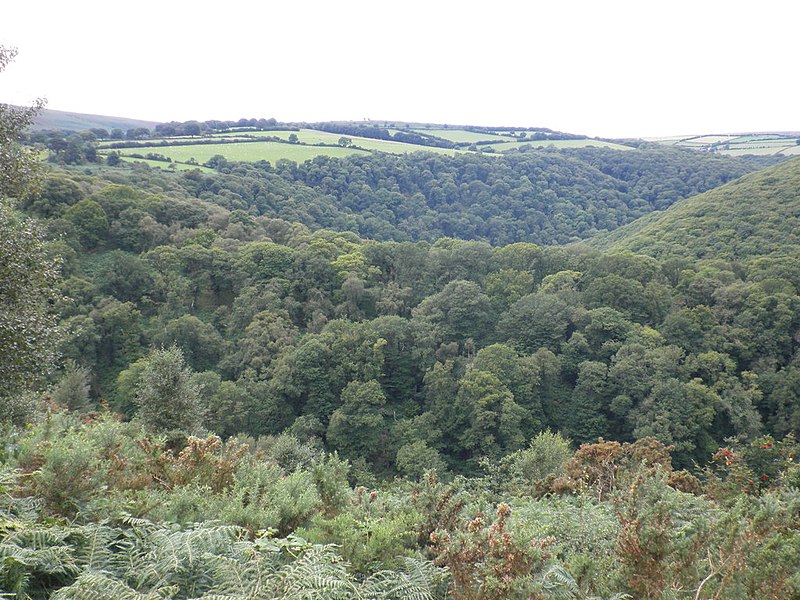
[102,129,462,167]
[214,129,461,156]
[214,130,328,142]
[97,136,259,149]
[352,138,461,155]
[98,138,178,149]
[674,141,709,147]
[105,141,370,165]
[688,135,738,144]
[650,132,800,156]
[489,139,634,152]
[414,128,512,143]
[718,135,799,156]
[113,157,213,172]
[729,139,795,147]
[724,146,797,156]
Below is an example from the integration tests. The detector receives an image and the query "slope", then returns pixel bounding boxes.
[32,108,159,132]
[590,156,800,260]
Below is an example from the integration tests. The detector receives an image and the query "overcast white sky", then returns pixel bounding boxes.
[2,1,797,138]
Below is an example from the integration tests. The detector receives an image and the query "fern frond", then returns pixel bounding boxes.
[69,523,134,576]
[360,557,446,600]
[51,571,179,599]
[274,545,357,599]
[124,522,247,596]
[539,564,580,600]
[201,550,276,597]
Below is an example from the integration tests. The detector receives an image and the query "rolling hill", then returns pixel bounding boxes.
[32,108,159,132]
[588,156,800,260]
[647,132,800,157]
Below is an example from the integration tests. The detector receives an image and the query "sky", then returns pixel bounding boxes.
[1,0,798,138]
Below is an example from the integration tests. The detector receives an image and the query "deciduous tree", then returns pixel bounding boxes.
[134,346,203,433]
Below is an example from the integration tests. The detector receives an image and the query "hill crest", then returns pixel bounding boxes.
[588,156,800,260]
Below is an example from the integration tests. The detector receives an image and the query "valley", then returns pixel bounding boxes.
[4,102,800,598]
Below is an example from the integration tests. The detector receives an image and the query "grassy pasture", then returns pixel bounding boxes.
[111,157,213,171]
[214,130,327,142]
[738,133,784,140]
[728,138,796,147]
[350,138,462,155]
[97,136,257,149]
[414,129,512,143]
[689,135,738,144]
[717,137,799,156]
[215,129,462,155]
[98,138,177,149]
[651,132,800,156]
[723,145,795,154]
[490,139,633,152]
[727,134,788,145]
[107,141,370,164]
[723,146,795,156]
[95,153,213,171]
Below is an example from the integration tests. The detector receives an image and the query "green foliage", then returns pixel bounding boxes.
[632,378,716,464]
[1,46,45,200]
[133,346,203,434]
[497,292,573,353]
[496,429,573,489]
[25,430,106,518]
[63,199,109,248]
[396,441,447,480]
[0,206,61,417]
[10,154,800,485]
[326,380,388,464]
[219,460,321,535]
[1,52,61,415]
[596,156,800,262]
[7,69,800,597]
[412,280,496,352]
[18,150,798,484]
[297,487,418,574]
[513,496,620,596]
[51,360,92,412]
[2,412,799,598]
[93,250,154,303]
[282,148,755,245]
[613,468,713,598]
[455,368,526,460]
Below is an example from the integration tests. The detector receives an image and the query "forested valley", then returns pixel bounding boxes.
[3,79,800,596]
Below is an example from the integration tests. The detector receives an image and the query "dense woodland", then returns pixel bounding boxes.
[17,157,800,464]
[3,47,800,597]
[28,129,773,245]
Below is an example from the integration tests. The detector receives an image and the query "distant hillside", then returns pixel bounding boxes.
[31,108,159,132]
[94,118,636,168]
[589,156,800,260]
[647,132,800,157]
